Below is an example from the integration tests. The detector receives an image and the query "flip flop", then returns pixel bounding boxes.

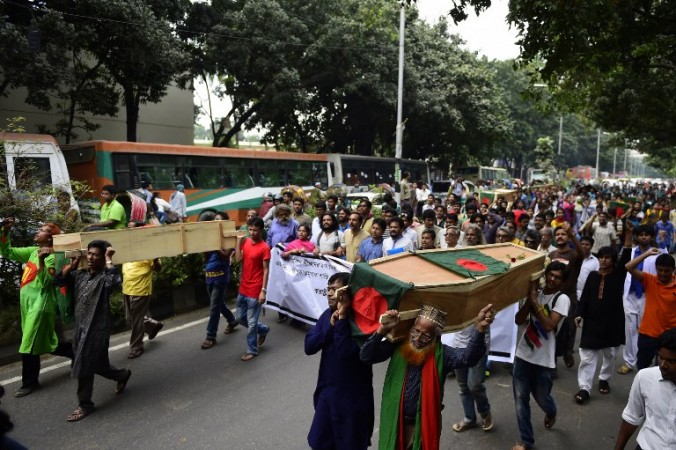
[452,421,477,432]
[67,406,94,422]
[240,353,257,362]
[599,380,610,394]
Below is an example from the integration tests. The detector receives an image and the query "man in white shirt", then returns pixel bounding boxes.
[577,236,600,301]
[614,328,676,450]
[382,217,415,256]
[581,211,617,254]
[618,225,663,375]
[512,262,570,450]
[169,184,187,222]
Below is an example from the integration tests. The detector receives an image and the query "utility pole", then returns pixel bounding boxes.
[595,129,601,180]
[557,116,563,155]
[394,2,405,183]
[613,148,617,174]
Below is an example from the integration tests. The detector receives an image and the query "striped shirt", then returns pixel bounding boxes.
[622,366,676,449]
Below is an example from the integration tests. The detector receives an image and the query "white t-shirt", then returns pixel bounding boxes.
[382,234,415,256]
[515,291,570,369]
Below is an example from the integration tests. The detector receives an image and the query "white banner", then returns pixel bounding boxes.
[265,248,352,324]
[441,302,519,364]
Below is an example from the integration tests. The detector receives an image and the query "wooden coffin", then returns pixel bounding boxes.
[52,220,242,263]
[370,243,546,341]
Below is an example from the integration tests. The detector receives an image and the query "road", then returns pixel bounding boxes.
[0,306,639,449]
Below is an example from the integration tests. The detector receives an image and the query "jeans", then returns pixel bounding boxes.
[513,357,557,448]
[637,333,659,370]
[206,283,237,339]
[236,293,269,355]
[455,354,490,423]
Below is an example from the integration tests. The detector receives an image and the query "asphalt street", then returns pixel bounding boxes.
[0,306,640,449]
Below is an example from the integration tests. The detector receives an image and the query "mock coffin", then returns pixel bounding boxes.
[349,243,546,342]
[52,220,241,263]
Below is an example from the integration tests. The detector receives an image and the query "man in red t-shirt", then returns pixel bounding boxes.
[626,248,676,369]
[235,217,271,361]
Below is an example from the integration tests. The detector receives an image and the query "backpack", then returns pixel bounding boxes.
[549,292,569,357]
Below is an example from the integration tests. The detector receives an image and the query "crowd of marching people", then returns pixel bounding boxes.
[0,174,674,449]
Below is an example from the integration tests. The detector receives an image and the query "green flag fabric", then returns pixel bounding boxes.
[348,262,413,339]
[418,248,510,278]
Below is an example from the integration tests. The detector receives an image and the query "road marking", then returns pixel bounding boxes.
[0,317,208,386]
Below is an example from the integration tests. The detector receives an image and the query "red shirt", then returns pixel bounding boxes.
[239,238,271,298]
[639,273,676,338]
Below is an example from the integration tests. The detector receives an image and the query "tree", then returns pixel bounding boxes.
[81,0,189,141]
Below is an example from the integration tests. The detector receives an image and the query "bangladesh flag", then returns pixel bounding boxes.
[348,262,413,340]
[418,249,510,278]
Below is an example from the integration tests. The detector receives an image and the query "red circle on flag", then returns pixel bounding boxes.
[456,258,488,272]
[352,287,390,334]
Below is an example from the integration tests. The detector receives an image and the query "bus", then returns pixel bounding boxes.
[61,141,430,222]
[454,166,510,184]
[327,154,430,187]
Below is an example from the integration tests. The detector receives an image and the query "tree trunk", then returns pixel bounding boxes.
[125,87,139,142]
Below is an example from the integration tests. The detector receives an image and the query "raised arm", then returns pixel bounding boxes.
[625,247,661,282]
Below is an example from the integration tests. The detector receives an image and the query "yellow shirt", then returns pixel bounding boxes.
[122,260,154,296]
[344,229,370,263]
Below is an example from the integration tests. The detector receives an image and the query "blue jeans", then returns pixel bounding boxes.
[206,283,237,339]
[513,357,556,448]
[455,354,490,423]
[236,293,269,355]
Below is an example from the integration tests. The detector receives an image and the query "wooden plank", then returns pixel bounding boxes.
[53,221,244,263]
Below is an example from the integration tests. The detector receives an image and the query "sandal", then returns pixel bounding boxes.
[201,338,216,350]
[240,353,257,361]
[224,324,238,335]
[115,370,132,395]
[564,352,575,368]
[67,406,94,422]
[127,349,144,359]
[575,389,590,404]
[544,414,556,429]
[512,444,528,450]
[257,332,268,347]
[452,420,477,432]
[599,380,610,394]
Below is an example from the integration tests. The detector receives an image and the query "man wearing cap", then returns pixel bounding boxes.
[361,303,495,449]
[169,184,187,222]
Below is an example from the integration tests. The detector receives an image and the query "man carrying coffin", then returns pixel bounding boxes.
[360,304,494,450]
[304,272,374,450]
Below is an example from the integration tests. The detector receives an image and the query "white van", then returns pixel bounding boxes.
[1,133,77,213]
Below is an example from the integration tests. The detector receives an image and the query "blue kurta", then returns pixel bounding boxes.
[305,309,374,450]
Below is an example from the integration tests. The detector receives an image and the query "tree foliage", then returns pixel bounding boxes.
[1,0,189,142]
[186,0,509,168]
[506,0,676,158]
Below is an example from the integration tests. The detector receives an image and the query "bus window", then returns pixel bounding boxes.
[113,154,133,189]
[14,157,52,187]
[256,160,286,187]
[134,154,182,189]
[184,156,222,189]
[223,159,255,188]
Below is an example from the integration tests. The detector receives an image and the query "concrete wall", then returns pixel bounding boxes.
[0,84,194,145]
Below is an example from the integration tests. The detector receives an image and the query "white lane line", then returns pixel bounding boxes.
[0,317,208,386]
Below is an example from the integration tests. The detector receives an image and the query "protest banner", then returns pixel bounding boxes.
[265,248,351,324]
[441,302,519,364]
